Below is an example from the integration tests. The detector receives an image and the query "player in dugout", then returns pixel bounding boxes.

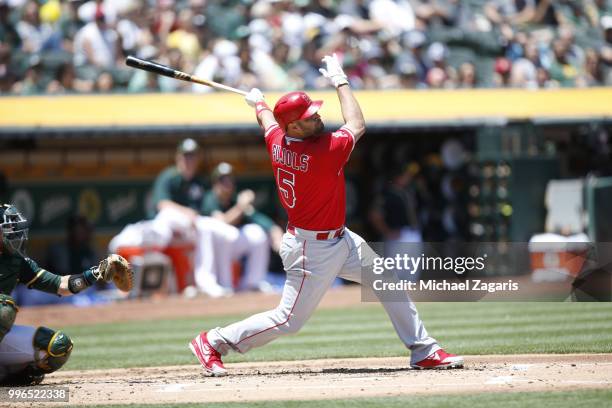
[202,162,284,292]
[189,54,463,376]
[0,204,129,385]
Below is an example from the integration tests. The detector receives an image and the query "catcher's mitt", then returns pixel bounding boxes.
[95,254,133,292]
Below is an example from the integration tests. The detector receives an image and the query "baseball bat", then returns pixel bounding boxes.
[125,55,248,96]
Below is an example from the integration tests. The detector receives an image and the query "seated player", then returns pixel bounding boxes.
[149,139,241,297]
[202,162,284,291]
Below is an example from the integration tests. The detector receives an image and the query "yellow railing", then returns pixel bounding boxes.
[1,88,611,128]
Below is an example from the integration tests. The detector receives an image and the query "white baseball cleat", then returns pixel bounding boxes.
[189,331,227,377]
[411,349,464,369]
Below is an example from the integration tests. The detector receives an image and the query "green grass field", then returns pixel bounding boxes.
[87,389,612,408]
[64,302,612,370]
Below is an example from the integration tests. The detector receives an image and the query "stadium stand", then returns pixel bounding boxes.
[1,0,611,94]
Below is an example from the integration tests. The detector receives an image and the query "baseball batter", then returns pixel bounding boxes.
[189,54,463,376]
[0,204,131,385]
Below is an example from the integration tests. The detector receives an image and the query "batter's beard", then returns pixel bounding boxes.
[306,121,325,139]
[314,121,325,135]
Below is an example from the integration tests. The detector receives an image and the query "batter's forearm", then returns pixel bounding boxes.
[256,105,277,132]
[337,85,366,140]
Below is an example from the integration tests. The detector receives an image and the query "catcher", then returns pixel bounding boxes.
[0,203,133,385]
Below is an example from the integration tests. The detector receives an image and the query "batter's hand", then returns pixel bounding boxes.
[245,88,265,108]
[319,53,348,88]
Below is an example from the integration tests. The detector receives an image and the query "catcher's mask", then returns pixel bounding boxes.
[0,204,29,256]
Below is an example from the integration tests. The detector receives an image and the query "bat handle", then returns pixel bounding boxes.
[190,76,249,96]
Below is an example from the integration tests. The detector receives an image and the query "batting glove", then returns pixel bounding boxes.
[319,53,349,88]
[245,88,265,108]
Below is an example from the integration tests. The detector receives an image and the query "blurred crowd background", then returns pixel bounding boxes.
[1,0,612,95]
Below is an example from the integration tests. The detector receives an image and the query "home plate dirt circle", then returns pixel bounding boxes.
[34,354,612,406]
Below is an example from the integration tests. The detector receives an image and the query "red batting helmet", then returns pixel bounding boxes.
[273,91,323,130]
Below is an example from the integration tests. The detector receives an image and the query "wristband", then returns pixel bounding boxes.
[331,75,349,88]
[255,101,271,116]
[83,267,98,285]
[68,268,98,294]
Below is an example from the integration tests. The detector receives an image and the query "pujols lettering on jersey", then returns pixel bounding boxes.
[271,144,310,172]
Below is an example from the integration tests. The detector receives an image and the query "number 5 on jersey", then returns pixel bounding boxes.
[277,168,296,208]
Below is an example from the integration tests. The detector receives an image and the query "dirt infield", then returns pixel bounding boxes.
[23,354,611,406]
[11,287,612,406]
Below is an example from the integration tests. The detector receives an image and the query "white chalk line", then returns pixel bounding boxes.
[155,377,612,394]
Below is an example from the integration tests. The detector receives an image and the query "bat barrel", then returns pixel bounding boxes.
[125,55,247,95]
[125,56,181,79]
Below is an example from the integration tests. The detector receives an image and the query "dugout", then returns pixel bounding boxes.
[1,88,611,264]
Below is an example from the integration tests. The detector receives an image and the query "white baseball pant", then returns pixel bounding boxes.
[151,208,239,295]
[0,325,38,380]
[228,223,270,290]
[207,227,440,364]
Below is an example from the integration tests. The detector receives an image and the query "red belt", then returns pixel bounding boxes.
[287,225,345,240]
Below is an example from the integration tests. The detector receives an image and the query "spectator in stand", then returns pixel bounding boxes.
[12,55,45,94]
[397,30,429,86]
[585,1,612,27]
[0,1,21,50]
[45,61,94,93]
[536,65,555,88]
[166,9,201,62]
[1,0,611,93]
[192,39,242,93]
[555,0,596,32]
[0,46,10,92]
[94,70,114,92]
[548,38,581,86]
[396,60,419,89]
[578,47,604,86]
[369,0,415,37]
[413,0,456,28]
[531,0,557,26]
[458,61,477,88]
[493,57,513,86]
[599,15,612,85]
[73,6,120,72]
[160,47,191,92]
[16,0,61,54]
[426,42,455,88]
[151,0,179,43]
[59,0,85,45]
[510,39,540,88]
[115,3,144,58]
[485,0,536,26]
